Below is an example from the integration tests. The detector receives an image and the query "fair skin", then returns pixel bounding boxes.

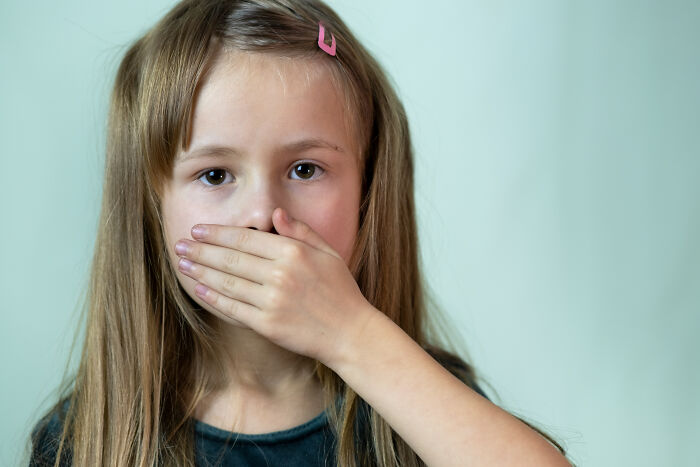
[161,50,362,432]
[163,50,570,465]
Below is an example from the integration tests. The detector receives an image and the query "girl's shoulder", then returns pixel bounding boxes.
[29,397,73,466]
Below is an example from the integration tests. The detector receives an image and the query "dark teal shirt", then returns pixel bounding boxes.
[30,355,489,466]
[193,409,337,466]
[29,401,337,466]
[30,384,488,466]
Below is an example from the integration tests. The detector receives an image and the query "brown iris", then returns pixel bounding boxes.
[294,163,315,179]
[203,169,226,185]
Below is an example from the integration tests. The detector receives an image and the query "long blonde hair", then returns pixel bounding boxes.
[26,1,567,465]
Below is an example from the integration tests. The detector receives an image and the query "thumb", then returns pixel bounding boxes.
[273,207,343,261]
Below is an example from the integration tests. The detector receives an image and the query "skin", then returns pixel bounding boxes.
[162,49,571,464]
[161,50,363,431]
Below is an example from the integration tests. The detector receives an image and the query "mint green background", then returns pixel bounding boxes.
[2,1,698,465]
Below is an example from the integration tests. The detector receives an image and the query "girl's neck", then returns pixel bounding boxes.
[192,322,328,434]
[208,321,319,396]
[193,381,327,434]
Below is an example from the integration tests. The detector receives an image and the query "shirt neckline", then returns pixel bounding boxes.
[193,408,329,444]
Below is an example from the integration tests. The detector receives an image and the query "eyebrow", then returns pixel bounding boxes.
[177,138,345,163]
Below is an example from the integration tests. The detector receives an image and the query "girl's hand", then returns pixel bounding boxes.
[173,207,378,368]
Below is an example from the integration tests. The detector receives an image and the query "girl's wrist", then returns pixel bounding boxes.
[324,304,388,374]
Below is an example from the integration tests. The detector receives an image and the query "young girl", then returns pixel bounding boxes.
[27,0,571,465]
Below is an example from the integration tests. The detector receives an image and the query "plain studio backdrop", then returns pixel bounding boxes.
[1,1,698,465]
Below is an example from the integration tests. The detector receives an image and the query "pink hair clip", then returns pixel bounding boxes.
[317,22,336,56]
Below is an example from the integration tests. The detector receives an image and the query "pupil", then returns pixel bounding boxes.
[296,164,314,178]
[206,170,224,184]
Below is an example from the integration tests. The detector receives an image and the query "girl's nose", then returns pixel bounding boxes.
[238,206,278,234]
[241,215,274,233]
[234,179,282,234]
[247,225,279,235]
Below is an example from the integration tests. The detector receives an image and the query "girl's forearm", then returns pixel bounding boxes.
[329,307,570,467]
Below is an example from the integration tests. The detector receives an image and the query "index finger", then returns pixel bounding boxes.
[190,224,286,260]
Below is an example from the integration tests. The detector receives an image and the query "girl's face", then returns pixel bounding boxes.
[161,51,362,316]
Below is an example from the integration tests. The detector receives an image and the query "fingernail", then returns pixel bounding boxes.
[175,240,190,256]
[192,225,207,238]
[195,283,209,298]
[178,257,194,272]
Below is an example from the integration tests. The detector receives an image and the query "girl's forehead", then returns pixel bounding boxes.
[186,47,359,143]
[195,50,346,127]
[182,48,359,160]
[209,49,336,95]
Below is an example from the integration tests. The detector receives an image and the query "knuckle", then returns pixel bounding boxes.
[224,251,240,268]
[235,229,251,250]
[282,243,304,259]
[269,268,291,288]
[222,275,237,295]
[225,299,240,317]
[265,288,285,310]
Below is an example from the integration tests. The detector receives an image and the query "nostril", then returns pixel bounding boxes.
[246,226,278,235]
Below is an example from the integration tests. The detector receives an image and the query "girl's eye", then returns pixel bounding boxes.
[196,168,233,187]
[290,162,325,181]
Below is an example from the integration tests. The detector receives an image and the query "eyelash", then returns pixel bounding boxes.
[194,161,326,189]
